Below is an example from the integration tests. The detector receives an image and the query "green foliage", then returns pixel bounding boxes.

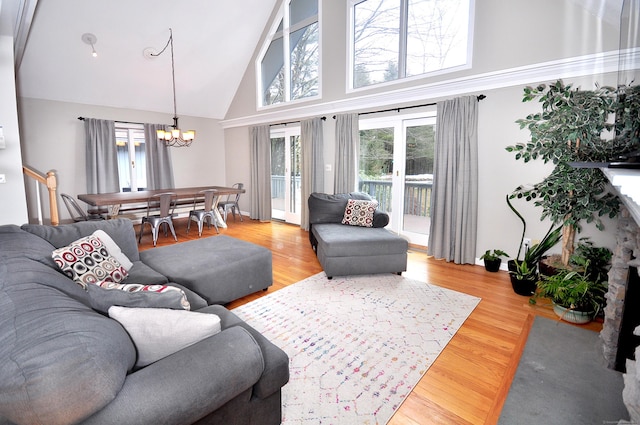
[505,80,640,263]
[569,238,612,284]
[533,267,607,314]
[480,249,509,261]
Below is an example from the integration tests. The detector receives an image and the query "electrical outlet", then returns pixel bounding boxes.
[523,238,531,251]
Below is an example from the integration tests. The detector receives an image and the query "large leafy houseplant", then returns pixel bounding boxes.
[506,80,640,267]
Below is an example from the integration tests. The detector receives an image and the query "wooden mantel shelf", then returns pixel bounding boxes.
[603,167,640,225]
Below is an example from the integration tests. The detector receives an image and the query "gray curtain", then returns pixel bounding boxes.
[300,117,324,230]
[144,123,174,190]
[333,113,359,194]
[250,125,272,221]
[427,95,478,264]
[85,118,119,194]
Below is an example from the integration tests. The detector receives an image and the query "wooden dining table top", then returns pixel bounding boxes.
[77,186,245,207]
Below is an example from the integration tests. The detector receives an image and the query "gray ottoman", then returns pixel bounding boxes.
[312,223,408,278]
[140,235,272,305]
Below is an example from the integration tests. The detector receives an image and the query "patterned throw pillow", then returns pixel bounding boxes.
[99,282,190,310]
[341,199,379,227]
[52,235,128,289]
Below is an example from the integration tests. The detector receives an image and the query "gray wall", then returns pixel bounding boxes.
[18,98,225,223]
[221,0,623,261]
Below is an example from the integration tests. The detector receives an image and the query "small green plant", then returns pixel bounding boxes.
[480,249,509,261]
[531,265,608,315]
[506,194,562,281]
[569,238,612,284]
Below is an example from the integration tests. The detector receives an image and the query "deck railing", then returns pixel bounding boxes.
[22,166,59,225]
[270,175,432,217]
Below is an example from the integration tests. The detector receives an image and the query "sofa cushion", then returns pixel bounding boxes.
[308,192,389,228]
[0,256,136,425]
[52,234,129,288]
[94,229,133,270]
[108,306,222,367]
[341,198,378,227]
[22,218,141,262]
[312,223,408,257]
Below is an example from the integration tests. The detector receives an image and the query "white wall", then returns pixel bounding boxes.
[0,35,29,225]
[18,98,225,223]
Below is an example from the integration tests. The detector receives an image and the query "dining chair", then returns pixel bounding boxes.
[218,183,244,222]
[138,192,178,247]
[187,189,220,237]
[60,193,105,222]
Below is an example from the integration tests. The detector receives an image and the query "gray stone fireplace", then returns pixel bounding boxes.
[600,169,640,422]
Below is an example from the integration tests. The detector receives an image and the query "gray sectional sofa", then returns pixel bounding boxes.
[0,219,288,425]
[308,192,409,278]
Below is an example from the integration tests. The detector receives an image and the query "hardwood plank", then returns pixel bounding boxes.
[138,216,603,424]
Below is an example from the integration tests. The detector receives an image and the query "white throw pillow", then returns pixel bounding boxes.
[93,229,133,271]
[108,306,221,367]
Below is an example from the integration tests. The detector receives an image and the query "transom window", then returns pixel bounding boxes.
[350,0,473,89]
[258,0,320,107]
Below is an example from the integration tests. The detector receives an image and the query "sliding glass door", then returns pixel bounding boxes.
[271,127,302,224]
[359,113,435,246]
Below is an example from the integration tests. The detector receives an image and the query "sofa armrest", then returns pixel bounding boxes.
[82,326,265,425]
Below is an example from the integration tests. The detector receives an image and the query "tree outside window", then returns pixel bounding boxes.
[352,0,471,88]
[260,0,319,106]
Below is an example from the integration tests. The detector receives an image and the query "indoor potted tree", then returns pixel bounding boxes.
[479,249,509,272]
[505,80,638,267]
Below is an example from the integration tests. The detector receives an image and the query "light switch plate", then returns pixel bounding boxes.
[0,174,6,184]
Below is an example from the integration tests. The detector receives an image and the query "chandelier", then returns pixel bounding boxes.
[149,29,195,147]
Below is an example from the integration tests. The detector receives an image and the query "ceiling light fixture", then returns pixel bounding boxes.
[81,33,98,57]
[147,28,195,147]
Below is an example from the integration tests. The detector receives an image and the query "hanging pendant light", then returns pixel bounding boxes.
[150,29,195,147]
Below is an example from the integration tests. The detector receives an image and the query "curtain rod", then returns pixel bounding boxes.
[332,94,486,119]
[270,116,326,127]
[77,116,147,126]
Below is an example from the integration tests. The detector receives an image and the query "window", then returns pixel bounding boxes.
[351,0,472,89]
[359,113,435,246]
[115,124,147,192]
[259,0,320,106]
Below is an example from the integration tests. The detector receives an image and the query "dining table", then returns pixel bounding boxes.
[77,185,245,228]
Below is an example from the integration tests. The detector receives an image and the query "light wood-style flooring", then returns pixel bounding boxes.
[138,215,602,425]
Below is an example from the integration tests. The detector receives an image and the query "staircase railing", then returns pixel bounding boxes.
[22,166,59,225]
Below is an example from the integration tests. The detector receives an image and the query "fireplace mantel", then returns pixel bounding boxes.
[603,168,640,225]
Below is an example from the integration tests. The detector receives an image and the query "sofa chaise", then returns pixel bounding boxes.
[308,192,408,278]
[0,219,288,425]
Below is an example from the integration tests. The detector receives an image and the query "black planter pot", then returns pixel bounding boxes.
[483,258,502,272]
[507,260,538,296]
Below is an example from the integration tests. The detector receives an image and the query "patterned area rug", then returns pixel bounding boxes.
[233,272,480,425]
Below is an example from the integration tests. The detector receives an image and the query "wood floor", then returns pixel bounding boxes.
[138,216,602,425]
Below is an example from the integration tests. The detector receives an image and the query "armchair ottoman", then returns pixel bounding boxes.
[308,192,408,278]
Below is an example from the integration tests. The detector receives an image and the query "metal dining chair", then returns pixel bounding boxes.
[218,183,244,222]
[187,189,220,237]
[138,192,178,247]
[60,193,105,222]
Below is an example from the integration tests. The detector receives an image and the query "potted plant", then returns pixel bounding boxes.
[531,266,608,324]
[506,195,563,295]
[505,80,639,267]
[480,249,509,272]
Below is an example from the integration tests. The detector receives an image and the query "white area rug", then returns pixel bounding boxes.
[233,272,480,425]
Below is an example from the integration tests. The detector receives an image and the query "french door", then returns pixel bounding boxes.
[270,127,302,224]
[359,113,436,246]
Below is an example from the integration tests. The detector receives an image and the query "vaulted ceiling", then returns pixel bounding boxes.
[12,0,278,120]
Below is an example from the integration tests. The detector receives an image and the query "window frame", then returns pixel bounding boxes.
[347,0,475,92]
[114,122,147,193]
[256,0,322,109]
